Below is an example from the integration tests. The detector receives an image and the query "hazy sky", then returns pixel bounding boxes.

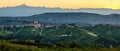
[0,0,120,9]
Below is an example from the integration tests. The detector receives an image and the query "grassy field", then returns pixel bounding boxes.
[0,40,120,51]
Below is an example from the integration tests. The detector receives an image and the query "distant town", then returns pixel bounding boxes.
[0,18,77,29]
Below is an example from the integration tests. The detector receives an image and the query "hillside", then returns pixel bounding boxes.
[0,24,120,47]
[0,12,120,26]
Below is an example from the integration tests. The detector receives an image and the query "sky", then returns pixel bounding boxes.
[0,0,120,9]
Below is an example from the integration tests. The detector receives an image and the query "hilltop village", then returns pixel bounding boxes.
[0,18,75,28]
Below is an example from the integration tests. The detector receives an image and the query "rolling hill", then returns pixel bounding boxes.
[0,12,120,26]
[0,24,120,47]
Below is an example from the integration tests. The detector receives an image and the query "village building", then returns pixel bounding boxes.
[24,20,40,27]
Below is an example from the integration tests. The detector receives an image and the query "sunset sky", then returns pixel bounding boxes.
[0,0,120,9]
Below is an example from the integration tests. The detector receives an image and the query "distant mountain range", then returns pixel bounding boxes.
[0,4,120,16]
